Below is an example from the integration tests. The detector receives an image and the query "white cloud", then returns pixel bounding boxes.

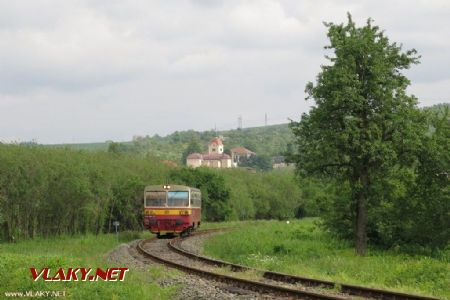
[0,0,449,143]
[230,1,303,36]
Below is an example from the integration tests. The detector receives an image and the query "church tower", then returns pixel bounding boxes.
[208,137,223,154]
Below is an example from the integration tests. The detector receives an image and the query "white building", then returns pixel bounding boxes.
[186,138,233,168]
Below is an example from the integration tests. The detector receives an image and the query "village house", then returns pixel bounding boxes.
[230,147,256,165]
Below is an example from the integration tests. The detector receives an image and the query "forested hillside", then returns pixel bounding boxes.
[49,123,294,164]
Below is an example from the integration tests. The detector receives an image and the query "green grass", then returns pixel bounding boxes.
[201,220,261,230]
[0,232,179,299]
[202,219,450,299]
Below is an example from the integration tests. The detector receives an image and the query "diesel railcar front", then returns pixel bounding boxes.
[143,185,201,237]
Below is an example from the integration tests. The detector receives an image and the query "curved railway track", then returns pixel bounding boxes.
[136,229,441,300]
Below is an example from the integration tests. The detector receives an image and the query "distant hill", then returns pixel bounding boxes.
[46,103,449,163]
[48,123,294,163]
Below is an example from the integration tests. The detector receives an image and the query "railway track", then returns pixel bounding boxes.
[136,229,441,300]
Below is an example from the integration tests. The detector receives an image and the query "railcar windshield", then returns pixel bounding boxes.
[167,191,189,207]
[145,191,166,207]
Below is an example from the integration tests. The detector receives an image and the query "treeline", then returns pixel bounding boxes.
[0,146,168,240]
[0,145,303,241]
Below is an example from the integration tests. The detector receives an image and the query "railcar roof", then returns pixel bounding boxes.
[144,184,200,192]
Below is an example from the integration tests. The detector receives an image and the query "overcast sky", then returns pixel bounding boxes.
[0,0,449,144]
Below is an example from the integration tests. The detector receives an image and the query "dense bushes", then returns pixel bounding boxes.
[218,168,303,221]
[0,145,171,241]
[0,145,305,241]
[169,167,305,221]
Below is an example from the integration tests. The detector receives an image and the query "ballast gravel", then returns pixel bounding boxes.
[106,235,292,299]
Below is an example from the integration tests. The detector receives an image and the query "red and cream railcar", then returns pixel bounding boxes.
[143,185,201,237]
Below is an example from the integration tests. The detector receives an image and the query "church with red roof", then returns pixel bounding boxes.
[186,137,234,168]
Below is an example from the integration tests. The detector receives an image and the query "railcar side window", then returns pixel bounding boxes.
[168,191,189,207]
[145,191,166,207]
[191,191,201,208]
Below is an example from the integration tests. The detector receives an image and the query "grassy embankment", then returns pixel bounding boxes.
[203,219,449,299]
[0,232,180,299]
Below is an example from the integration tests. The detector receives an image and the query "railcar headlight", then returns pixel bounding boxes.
[179,210,191,215]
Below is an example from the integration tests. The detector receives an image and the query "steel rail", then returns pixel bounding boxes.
[137,233,348,299]
[169,231,441,300]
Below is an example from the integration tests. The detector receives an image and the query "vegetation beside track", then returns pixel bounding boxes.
[0,232,179,299]
[202,219,450,300]
[0,144,304,241]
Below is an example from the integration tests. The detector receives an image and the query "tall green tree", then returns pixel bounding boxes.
[290,14,424,255]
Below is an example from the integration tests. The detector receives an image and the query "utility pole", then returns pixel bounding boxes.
[238,115,242,130]
[265,113,268,127]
